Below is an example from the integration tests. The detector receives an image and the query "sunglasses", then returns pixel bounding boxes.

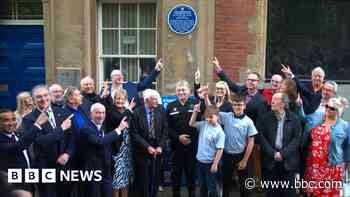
[325,105,337,111]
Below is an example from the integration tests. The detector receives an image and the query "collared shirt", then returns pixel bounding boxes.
[39,106,56,128]
[218,112,258,154]
[69,106,85,129]
[145,104,154,129]
[166,98,197,140]
[145,104,155,138]
[245,91,257,104]
[195,121,225,163]
[3,132,31,168]
[92,122,104,137]
[275,112,286,150]
[315,99,326,114]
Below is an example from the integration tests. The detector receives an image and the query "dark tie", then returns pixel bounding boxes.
[149,110,155,139]
[99,129,104,138]
[10,134,16,143]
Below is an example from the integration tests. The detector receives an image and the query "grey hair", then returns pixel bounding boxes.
[324,80,338,94]
[48,84,63,93]
[274,92,290,107]
[175,80,190,91]
[63,86,79,104]
[328,96,348,116]
[31,84,48,98]
[143,89,162,104]
[111,88,128,104]
[80,76,94,87]
[311,67,325,77]
[110,69,122,78]
[90,102,106,113]
[271,74,283,82]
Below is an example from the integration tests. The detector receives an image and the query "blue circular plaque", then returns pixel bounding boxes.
[167,4,198,35]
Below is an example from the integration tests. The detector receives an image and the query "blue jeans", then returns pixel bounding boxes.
[198,162,218,197]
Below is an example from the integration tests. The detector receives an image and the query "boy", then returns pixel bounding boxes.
[189,104,225,197]
[218,95,257,197]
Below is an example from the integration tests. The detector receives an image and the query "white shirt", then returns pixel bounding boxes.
[46,107,57,128]
[38,106,57,129]
[315,99,326,114]
[4,133,31,168]
[93,122,104,137]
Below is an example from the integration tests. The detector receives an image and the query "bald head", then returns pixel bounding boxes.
[110,69,124,85]
[80,76,95,94]
[49,84,64,103]
[271,74,283,92]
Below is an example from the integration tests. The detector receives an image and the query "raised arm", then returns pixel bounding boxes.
[137,59,163,91]
[189,103,200,128]
[213,57,245,93]
[281,64,315,100]
[82,117,127,146]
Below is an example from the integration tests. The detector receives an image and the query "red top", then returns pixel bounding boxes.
[262,88,273,105]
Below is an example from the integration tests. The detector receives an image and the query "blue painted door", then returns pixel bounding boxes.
[0,25,45,109]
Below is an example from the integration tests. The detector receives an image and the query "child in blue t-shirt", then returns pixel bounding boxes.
[189,104,225,197]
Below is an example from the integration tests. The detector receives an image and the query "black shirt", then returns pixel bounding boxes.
[166,98,199,147]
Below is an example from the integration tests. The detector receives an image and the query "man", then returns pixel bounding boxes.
[213,57,268,179]
[21,85,74,197]
[49,84,65,108]
[213,57,268,123]
[281,65,325,114]
[102,59,164,106]
[166,80,198,197]
[79,103,126,197]
[0,109,42,193]
[131,89,168,197]
[257,93,301,197]
[314,80,337,113]
[80,76,101,104]
[261,74,283,105]
[62,86,90,196]
[63,86,90,130]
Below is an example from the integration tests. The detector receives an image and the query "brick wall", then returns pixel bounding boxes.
[214,0,259,81]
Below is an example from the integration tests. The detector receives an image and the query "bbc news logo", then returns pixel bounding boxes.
[8,169,102,183]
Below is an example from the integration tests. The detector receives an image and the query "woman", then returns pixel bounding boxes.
[303,97,349,196]
[279,79,300,113]
[211,81,233,112]
[195,70,232,112]
[105,89,135,197]
[14,91,34,128]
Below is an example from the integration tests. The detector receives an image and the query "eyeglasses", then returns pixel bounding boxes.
[246,79,259,82]
[325,105,337,111]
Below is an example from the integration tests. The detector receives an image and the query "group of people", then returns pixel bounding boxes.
[0,57,349,197]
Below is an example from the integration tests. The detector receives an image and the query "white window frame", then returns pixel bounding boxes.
[0,0,43,25]
[97,0,158,86]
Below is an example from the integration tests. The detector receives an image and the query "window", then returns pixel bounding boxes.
[99,3,157,83]
[266,0,350,82]
[0,0,43,20]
